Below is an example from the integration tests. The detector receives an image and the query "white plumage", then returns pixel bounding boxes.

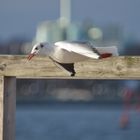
[28,41,119,76]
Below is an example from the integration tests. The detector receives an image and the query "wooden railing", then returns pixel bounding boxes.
[0,55,140,140]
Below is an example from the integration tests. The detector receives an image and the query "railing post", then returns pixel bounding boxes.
[0,76,16,140]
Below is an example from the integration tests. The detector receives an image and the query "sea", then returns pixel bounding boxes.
[16,103,140,140]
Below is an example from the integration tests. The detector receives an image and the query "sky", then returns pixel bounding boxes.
[0,0,140,41]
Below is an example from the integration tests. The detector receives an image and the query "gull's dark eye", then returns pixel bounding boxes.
[40,43,44,48]
[35,47,38,50]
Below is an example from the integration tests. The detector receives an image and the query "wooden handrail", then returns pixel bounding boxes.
[0,55,140,140]
[0,55,140,79]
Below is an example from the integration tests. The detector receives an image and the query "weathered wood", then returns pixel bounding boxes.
[0,76,16,140]
[0,55,139,140]
[0,55,140,79]
[0,76,3,140]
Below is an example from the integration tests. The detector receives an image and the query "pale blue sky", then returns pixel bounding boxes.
[0,0,140,41]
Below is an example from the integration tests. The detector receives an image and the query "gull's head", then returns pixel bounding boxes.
[27,43,45,60]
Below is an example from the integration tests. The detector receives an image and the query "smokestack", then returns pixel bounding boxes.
[60,0,71,24]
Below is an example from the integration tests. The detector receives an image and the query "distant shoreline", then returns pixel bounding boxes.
[17,98,124,106]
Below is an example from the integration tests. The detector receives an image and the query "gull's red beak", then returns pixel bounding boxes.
[27,53,35,60]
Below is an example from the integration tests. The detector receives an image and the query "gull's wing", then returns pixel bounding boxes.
[54,41,100,59]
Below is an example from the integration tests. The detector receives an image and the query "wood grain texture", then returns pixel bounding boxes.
[0,76,16,140]
[0,55,140,79]
[0,76,4,140]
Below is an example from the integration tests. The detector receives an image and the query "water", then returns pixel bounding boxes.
[16,104,140,140]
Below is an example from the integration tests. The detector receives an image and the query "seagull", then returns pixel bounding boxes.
[27,41,118,76]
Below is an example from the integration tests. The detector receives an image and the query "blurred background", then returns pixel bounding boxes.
[0,0,140,140]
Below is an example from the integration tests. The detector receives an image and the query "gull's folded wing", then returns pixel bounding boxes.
[55,41,100,59]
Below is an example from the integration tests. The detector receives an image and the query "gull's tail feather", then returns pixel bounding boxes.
[96,46,119,58]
